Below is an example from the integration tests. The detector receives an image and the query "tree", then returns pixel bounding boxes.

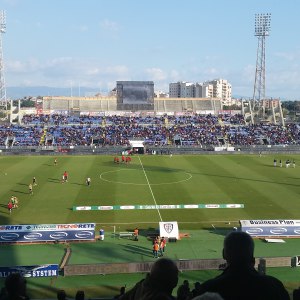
[20,98,35,108]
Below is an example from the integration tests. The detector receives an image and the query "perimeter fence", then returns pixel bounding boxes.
[1,145,300,156]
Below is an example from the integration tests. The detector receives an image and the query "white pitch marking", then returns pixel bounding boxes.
[99,169,192,186]
[138,156,163,222]
[96,220,238,225]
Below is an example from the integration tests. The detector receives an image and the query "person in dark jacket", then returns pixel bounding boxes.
[4,273,29,300]
[197,231,290,300]
[121,258,178,300]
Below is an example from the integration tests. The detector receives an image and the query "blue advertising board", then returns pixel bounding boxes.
[0,223,95,243]
[0,264,59,277]
[240,219,300,237]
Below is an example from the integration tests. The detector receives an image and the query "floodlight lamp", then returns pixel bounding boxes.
[0,10,6,33]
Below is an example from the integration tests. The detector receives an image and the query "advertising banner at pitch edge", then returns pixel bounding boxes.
[0,223,95,243]
[240,220,300,237]
[0,264,59,277]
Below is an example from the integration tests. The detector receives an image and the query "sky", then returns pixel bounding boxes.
[1,0,300,99]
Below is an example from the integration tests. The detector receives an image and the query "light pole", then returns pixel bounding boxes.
[251,13,271,124]
[0,10,7,117]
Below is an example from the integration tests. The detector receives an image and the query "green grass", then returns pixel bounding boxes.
[1,154,300,298]
[2,154,300,227]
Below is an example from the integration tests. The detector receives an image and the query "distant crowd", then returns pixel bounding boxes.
[0,113,299,147]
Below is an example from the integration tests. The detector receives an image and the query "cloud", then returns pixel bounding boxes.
[2,0,20,6]
[100,19,119,32]
[202,67,218,77]
[274,51,300,61]
[5,53,300,99]
[6,58,42,73]
[104,65,128,76]
[144,68,166,81]
[6,56,131,88]
[169,70,180,81]
[79,25,88,32]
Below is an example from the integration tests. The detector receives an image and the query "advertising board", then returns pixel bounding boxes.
[0,223,95,243]
[240,220,300,237]
[0,264,59,277]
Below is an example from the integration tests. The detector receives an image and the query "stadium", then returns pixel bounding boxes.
[1,85,300,299]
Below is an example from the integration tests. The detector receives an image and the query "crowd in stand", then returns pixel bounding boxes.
[0,113,300,147]
[0,232,293,300]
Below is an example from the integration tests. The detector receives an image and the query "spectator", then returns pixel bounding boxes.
[114,286,126,299]
[197,231,290,300]
[57,290,67,300]
[121,258,178,300]
[133,227,139,241]
[75,291,84,300]
[192,281,202,298]
[293,287,300,300]
[192,292,223,300]
[0,287,7,300]
[177,279,192,300]
[4,273,29,300]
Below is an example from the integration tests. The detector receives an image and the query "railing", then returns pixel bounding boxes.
[63,256,292,276]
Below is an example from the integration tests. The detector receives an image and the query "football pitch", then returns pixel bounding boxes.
[1,154,300,227]
[1,153,300,298]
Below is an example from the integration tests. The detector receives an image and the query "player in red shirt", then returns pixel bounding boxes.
[63,171,68,182]
[7,201,13,214]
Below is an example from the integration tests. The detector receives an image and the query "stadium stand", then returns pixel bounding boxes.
[1,113,300,149]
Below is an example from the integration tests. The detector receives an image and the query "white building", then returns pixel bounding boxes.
[169,79,231,101]
[155,91,169,98]
[169,81,194,98]
[205,79,232,101]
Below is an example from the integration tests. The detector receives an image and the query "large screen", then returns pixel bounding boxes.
[117,81,154,104]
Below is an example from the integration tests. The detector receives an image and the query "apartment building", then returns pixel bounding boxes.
[169,79,231,101]
[169,81,194,98]
[207,79,232,101]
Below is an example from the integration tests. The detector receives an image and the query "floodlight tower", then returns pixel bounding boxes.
[0,10,7,115]
[251,13,271,124]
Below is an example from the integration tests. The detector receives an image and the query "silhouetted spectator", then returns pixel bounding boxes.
[177,279,192,300]
[57,290,67,300]
[293,287,300,300]
[75,290,84,300]
[192,292,223,300]
[0,287,7,300]
[4,273,29,300]
[114,286,126,299]
[197,231,290,300]
[121,258,178,300]
[192,282,202,298]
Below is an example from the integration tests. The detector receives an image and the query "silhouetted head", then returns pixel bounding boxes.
[149,258,179,293]
[183,280,189,287]
[193,292,224,300]
[5,273,27,297]
[57,289,67,300]
[75,290,84,300]
[194,281,201,290]
[223,231,255,266]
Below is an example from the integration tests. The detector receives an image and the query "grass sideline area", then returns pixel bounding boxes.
[1,229,300,298]
[1,154,300,298]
